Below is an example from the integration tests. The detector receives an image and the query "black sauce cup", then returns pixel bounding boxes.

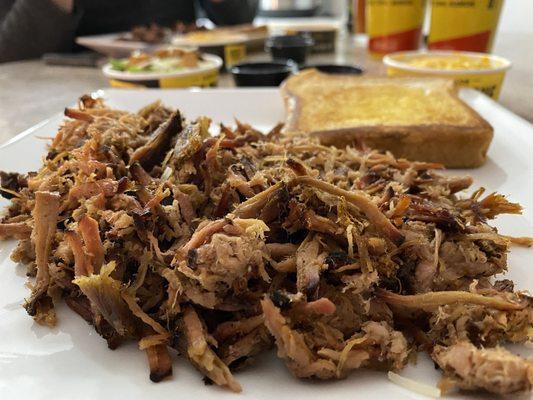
[265,35,315,65]
[302,64,364,75]
[230,61,297,87]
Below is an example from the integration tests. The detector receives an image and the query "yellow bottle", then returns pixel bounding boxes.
[366,0,425,59]
[428,0,504,52]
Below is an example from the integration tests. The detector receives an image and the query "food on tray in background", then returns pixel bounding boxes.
[228,24,269,39]
[178,30,246,45]
[428,0,504,52]
[282,25,338,53]
[174,21,206,35]
[176,24,268,57]
[172,32,248,68]
[110,48,202,73]
[103,47,222,88]
[366,0,425,58]
[282,70,493,168]
[1,95,531,396]
[118,23,170,44]
[183,24,266,40]
[384,51,511,100]
[174,24,267,45]
[115,23,266,48]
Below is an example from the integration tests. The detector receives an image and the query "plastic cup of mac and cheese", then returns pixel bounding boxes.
[383,50,511,100]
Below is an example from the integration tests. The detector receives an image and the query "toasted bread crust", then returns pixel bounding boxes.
[281,71,493,168]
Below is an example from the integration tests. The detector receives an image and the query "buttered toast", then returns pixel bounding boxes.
[282,70,493,168]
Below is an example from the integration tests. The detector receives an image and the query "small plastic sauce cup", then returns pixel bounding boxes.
[383,50,511,100]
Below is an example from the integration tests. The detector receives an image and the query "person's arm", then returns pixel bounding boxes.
[0,0,82,63]
[199,0,258,26]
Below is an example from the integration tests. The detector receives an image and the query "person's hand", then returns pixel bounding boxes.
[51,0,74,13]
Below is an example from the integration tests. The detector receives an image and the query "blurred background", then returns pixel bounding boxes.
[1,0,532,141]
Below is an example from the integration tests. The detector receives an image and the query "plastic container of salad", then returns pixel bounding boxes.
[102,47,223,88]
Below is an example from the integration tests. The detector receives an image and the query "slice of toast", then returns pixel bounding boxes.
[281,70,493,168]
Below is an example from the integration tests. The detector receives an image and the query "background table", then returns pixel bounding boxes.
[0,32,531,145]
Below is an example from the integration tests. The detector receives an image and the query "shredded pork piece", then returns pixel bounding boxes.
[295,234,327,294]
[433,341,533,395]
[290,176,404,245]
[302,298,336,315]
[145,344,173,382]
[213,315,265,342]
[180,306,241,392]
[175,219,228,262]
[0,222,31,240]
[220,325,272,367]
[427,301,533,347]
[377,289,527,311]
[130,111,182,171]
[65,231,91,276]
[261,297,337,379]
[24,191,60,321]
[504,235,533,247]
[73,262,137,337]
[78,215,105,273]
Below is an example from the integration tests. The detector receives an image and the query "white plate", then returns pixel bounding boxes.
[77,29,262,58]
[101,54,223,81]
[76,32,156,58]
[0,88,532,400]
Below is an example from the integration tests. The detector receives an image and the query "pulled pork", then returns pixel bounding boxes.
[433,341,532,394]
[1,96,531,396]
